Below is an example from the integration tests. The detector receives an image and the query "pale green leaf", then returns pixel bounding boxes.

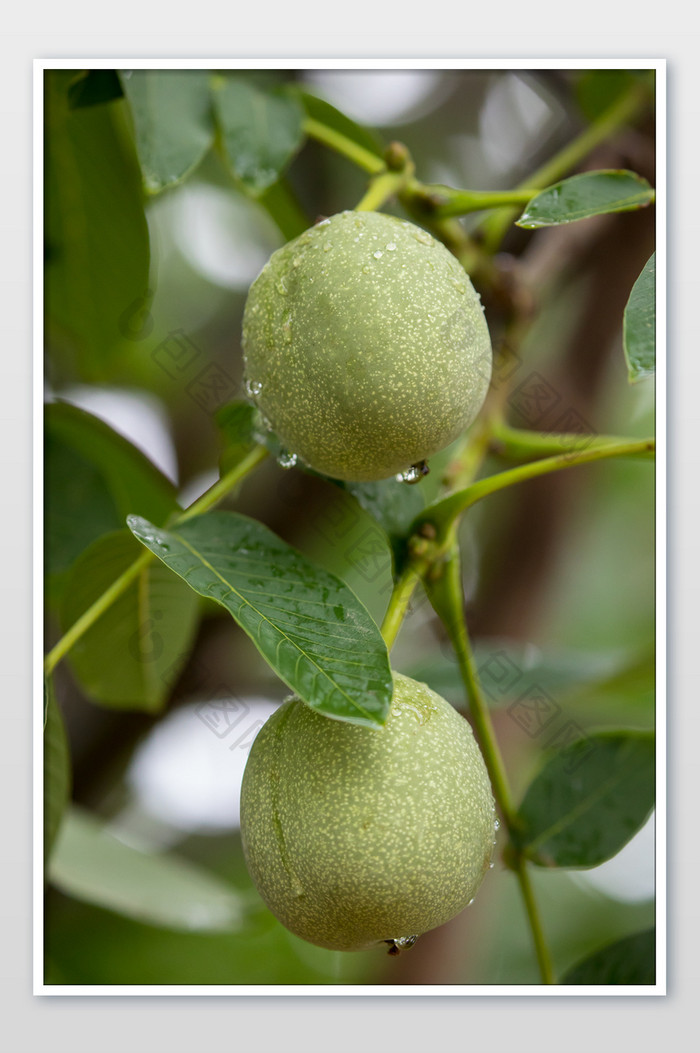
[50,808,247,932]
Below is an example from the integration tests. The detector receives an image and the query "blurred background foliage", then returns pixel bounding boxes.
[44,66,656,986]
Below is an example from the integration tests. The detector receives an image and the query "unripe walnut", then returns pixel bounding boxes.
[242,210,492,482]
[240,673,496,952]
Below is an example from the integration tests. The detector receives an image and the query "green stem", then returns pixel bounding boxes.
[480,81,651,252]
[44,549,152,676]
[426,542,554,985]
[490,423,653,462]
[514,855,556,985]
[177,444,269,523]
[380,567,421,650]
[303,117,384,175]
[425,186,538,219]
[419,436,654,541]
[433,545,516,824]
[355,170,410,213]
[44,445,269,676]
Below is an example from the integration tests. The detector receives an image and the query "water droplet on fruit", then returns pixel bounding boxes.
[277,449,298,470]
[387,935,418,954]
[413,230,433,246]
[494,818,500,831]
[362,265,371,274]
[245,378,263,398]
[394,699,428,725]
[276,279,288,296]
[323,242,333,252]
[397,461,430,484]
[373,250,383,259]
[292,255,303,268]
[386,242,397,251]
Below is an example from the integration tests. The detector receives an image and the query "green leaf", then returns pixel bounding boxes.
[623,253,655,382]
[49,807,247,932]
[213,78,306,194]
[45,402,178,598]
[215,399,258,475]
[60,530,201,713]
[44,678,71,864]
[517,170,654,228]
[44,70,151,379]
[516,729,655,868]
[68,70,124,109]
[118,69,215,193]
[127,511,393,727]
[293,87,384,158]
[339,478,426,575]
[342,479,426,544]
[562,928,656,985]
[257,177,310,241]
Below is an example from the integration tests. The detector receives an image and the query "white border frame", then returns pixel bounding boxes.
[34,56,666,997]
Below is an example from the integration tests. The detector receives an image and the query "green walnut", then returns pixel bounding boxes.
[241,210,492,482]
[240,673,496,952]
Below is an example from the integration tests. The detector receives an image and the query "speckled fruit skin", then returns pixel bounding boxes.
[241,210,492,482]
[240,673,496,952]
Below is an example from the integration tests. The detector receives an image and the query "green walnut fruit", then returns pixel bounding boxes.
[240,673,496,952]
[241,210,492,482]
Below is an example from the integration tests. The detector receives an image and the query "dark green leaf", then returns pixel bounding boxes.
[215,399,258,475]
[45,402,178,596]
[623,253,655,382]
[60,530,200,713]
[128,511,393,727]
[119,69,215,193]
[517,170,654,228]
[339,478,426,575]
[44,70,151,378]
[562,928,656,985]
[44,678,71,864]
[342,479,426,544]
[213,78,306,193]
[516,729,655,868]
[293,87,384,158]
[257,177,310,241]
[49,807,247,932]
[68,70,124,109]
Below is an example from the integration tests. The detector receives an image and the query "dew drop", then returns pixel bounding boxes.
[373,250,383,259]
[489,861,495,869]
[494,818,501,831]
[397,460,430,484]
[386,242,397,251]
[317,217,331,226]
[245,378,263,398]
[386,934,418,955]
[276,279,288,296]
[292,255,303,268]
[323,242,333,252]
[413,230,433,246]
[394,699,428,725]
[277,449,298,470]
[468,897,475,906]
